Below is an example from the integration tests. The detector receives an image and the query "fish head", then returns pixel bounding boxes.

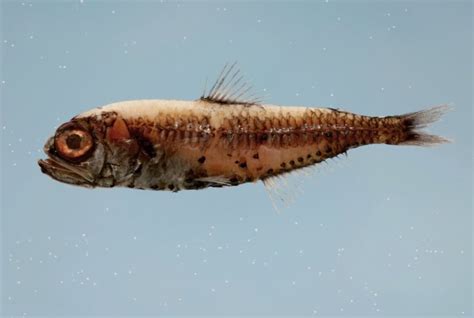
[38,111,141,188]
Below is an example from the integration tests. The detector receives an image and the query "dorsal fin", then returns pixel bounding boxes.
[200,62,263,106]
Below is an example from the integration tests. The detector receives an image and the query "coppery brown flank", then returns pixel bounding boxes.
[116,102,448,192]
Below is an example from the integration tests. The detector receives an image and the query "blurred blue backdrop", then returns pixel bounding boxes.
[1,0,472,316]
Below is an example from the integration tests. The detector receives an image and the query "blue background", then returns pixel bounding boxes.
[1,0,472,316]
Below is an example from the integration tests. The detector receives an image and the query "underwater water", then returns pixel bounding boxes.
[1,1,472,316]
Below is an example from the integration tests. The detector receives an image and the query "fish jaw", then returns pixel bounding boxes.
[38,158,95,188]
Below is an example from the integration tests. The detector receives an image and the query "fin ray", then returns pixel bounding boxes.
[200,63,263,106]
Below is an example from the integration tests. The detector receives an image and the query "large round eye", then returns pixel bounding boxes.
[54,129,94,160]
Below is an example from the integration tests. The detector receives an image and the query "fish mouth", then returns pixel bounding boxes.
[38,156,95,188]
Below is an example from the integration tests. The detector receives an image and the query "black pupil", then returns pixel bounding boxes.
[66,134,82,149]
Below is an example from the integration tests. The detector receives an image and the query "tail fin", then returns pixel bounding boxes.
[397,105,452,146]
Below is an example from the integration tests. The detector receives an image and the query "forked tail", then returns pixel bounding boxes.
[378,105,452,146]
[395,105,452,146]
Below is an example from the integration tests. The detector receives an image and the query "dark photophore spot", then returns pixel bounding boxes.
[229,177,239,185]
[239,162,247,169]
[290,160,295,166]
[297,157,304,163]
[253,153,259,159]
[316,151,322,156]
[66,134,82,149]
[136,136,156,158]
[198,156,206,164]
[280,162,287,168]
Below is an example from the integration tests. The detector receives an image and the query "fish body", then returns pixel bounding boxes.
[38,65,450,191]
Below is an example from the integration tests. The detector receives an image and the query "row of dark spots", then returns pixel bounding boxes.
[235,153,260,169]
[278,152,326,171]
[148,183,177,191]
